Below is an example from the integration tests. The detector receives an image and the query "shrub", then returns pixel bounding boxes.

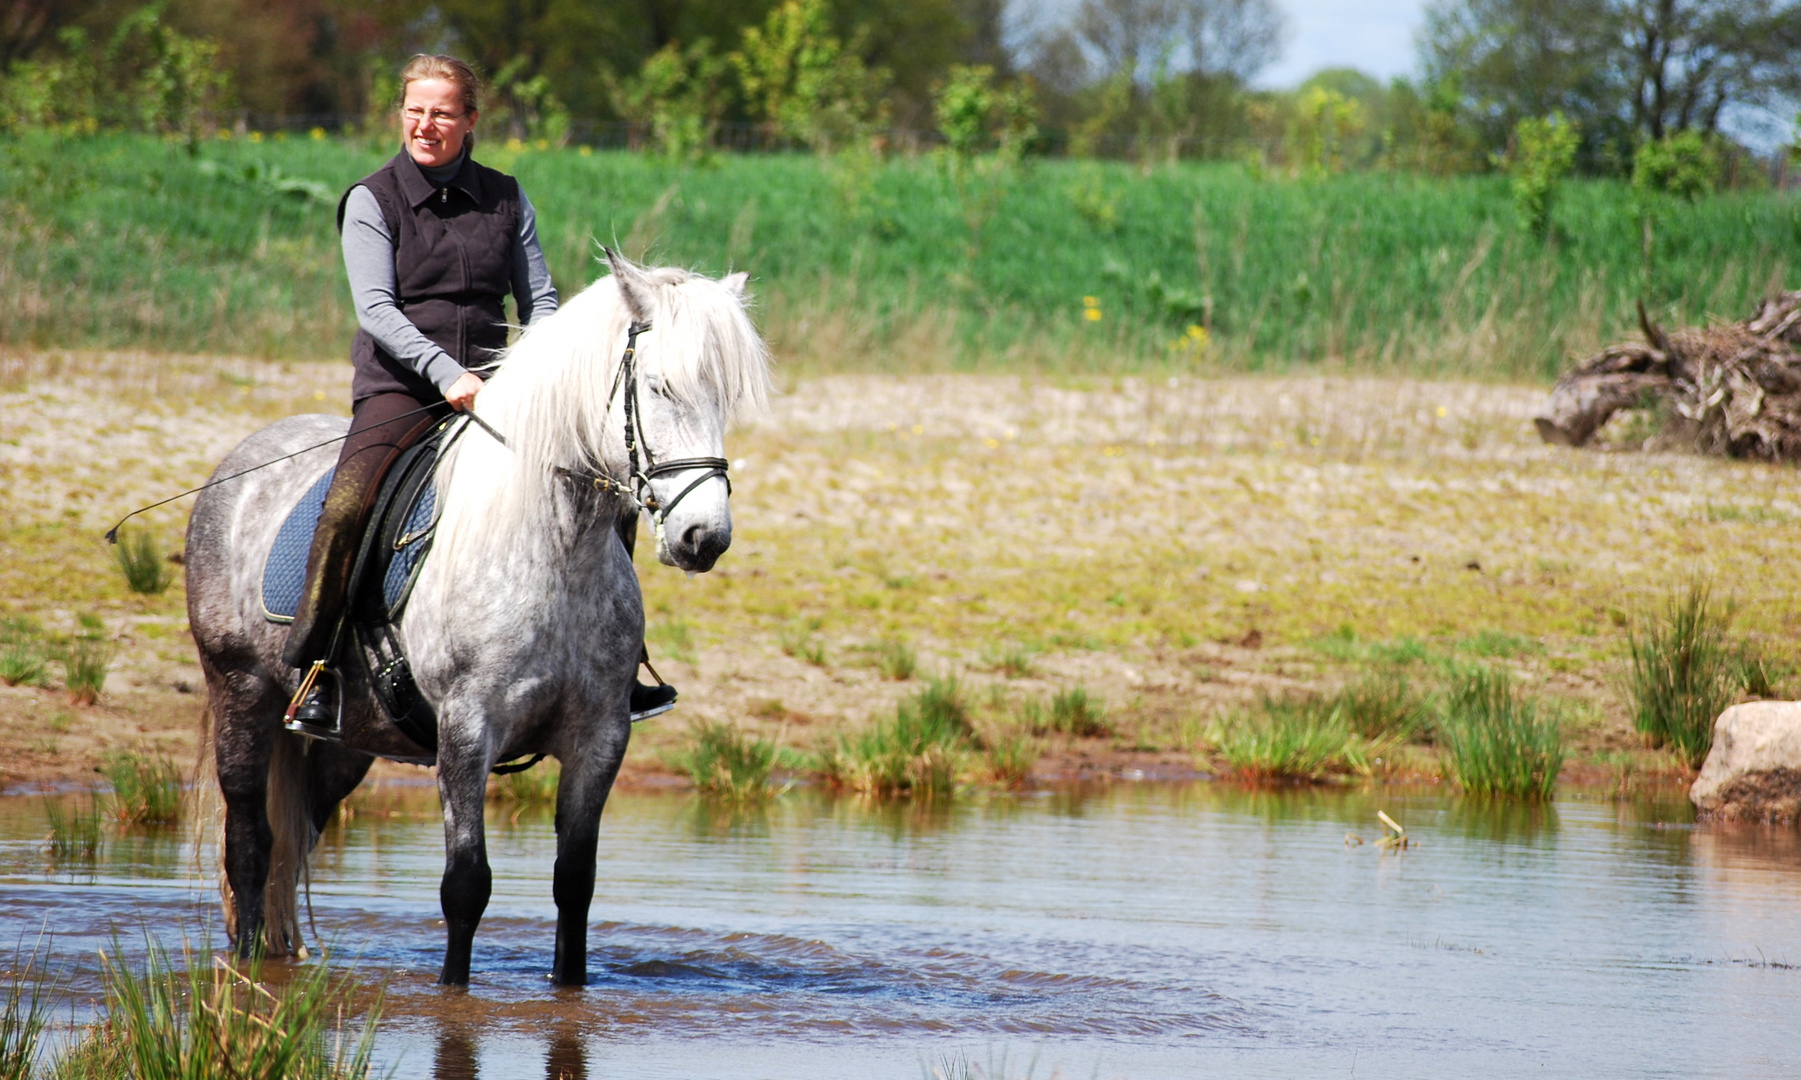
[821,678,970,796]
[1507,111,1579,236]
[673,720,782,800]
[1625,580,1736,767]
[1437,669,1564,799]
[102,752,183,825]
[111,530,173,594]
[1210,697,1366,782]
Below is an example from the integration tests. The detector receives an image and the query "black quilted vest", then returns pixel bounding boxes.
[337,149,520,404]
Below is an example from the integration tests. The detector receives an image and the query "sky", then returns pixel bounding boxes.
[1255,0,1432,88]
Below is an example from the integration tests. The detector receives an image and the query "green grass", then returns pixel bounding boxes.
[101,752,183,825]
[5,133,1796,378]
[646,617,697,666]
[1437,669,1565,799]
[61,630,112,707]
[109,529,173,595]
[1625,580,1737,768]
[44,795,102,860]
[52,939,379,1080]
[489,761,560,803]
[1209,697,1369,783]
[671,720,783,800]
[821,677,971,797]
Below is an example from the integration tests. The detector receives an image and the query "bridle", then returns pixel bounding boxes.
[467,319,730,543]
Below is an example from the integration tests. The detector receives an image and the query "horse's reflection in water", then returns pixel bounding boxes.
[430,1024,587,1080]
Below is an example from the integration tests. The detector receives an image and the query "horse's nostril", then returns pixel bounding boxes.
[682,523,705,552]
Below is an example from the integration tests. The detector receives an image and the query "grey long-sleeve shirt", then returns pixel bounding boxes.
[340,177,559,393]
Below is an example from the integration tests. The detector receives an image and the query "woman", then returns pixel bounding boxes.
[284,54,675,737]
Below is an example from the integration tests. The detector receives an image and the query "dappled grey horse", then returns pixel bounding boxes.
[186,253,769,985]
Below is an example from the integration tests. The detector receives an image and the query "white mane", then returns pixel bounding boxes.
[430,261,770,563]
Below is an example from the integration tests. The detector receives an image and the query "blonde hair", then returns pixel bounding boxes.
[398,54,481,115]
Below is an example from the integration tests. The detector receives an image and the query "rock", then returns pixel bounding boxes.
[1690,702,1801,822]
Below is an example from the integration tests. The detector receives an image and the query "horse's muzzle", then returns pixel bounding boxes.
[659,520,730,573]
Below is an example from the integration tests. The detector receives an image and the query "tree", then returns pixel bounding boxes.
[1069,0,1285,86]
[1422,0,1801,165]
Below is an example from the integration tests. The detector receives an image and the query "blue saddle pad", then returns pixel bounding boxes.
[260,467,438,623]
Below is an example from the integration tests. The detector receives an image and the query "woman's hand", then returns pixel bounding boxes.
[444,372,483,411]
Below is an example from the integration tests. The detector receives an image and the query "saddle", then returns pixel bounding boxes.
[261,418,459,752]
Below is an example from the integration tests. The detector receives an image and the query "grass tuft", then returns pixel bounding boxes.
[62,624,114,706]
[1332,670,1431,742]
[111,529,174,595]
[45,795,102,860]
[1437,668,1565,799]
[0,624,49,687]
[56,938,380,1080]
[1048,687,1110,737]
[673,720,783,800]
[1208,697,1368,783]
[778,618,827,666]
[822,677,970,797]
[872,638,917,681]
[101,752,183,825]
[985,643,1037,678]
[1625,579,1736,767]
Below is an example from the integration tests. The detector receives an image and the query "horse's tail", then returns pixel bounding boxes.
[260,730,316,958]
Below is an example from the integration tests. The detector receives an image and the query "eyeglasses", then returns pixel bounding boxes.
[403,107,466,125]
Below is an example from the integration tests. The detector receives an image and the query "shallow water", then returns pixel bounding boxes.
[1,781,1797,1079]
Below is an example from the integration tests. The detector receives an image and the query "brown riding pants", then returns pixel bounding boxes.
[281,392,451,668]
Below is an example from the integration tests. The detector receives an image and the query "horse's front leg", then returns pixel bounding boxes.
[551,723,630,986]
[436,720,494,986]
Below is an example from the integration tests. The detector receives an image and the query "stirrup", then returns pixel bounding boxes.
[284,661,342,741]
[630,680,677,723]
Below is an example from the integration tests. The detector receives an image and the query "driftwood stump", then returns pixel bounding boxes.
[1536,292,1801,460]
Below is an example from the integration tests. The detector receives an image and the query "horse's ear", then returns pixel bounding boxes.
[604,248,654,320]
[720,271,749,300]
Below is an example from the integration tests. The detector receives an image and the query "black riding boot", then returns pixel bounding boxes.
[618,512,678,721]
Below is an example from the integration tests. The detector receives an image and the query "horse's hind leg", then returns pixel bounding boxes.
[209,662,283,958]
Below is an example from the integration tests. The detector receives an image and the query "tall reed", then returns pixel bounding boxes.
[1624,580,1736,767]
[0,943,52,1080]
[55,939,380,1080]
[1437,669,1564,799]
[45,795,102,860]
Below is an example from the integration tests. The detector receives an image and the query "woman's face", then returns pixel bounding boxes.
[401,78,476,169]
